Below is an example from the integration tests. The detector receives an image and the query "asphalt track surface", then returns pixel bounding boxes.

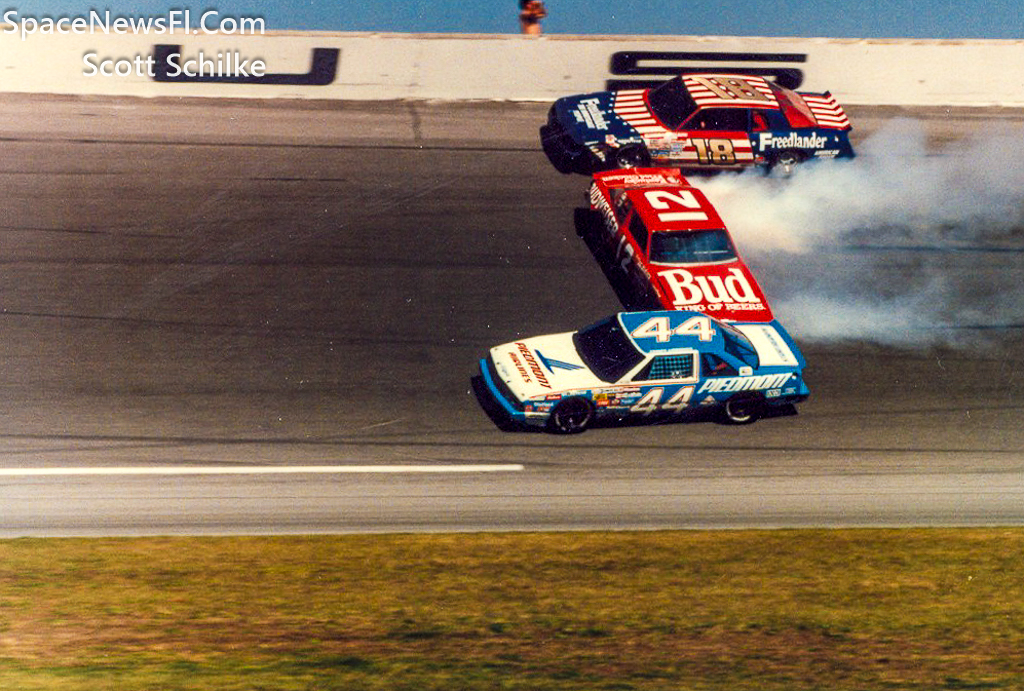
[0,95,1022,535]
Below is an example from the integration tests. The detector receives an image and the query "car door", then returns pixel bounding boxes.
[625,350,700,418]
[674,107,752,169]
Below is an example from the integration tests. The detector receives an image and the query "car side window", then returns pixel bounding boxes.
[758,109,789,130]
[684,108,748,132]
[701,353,737,377]
[633,353,695,381]
[628,214,649,254]
[612,189,631,224]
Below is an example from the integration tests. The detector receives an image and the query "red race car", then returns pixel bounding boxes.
[575,168,773,322]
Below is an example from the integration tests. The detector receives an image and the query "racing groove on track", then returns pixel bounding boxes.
[0,97,1022,534]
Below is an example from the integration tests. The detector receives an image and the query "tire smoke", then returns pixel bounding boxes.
[697,119,1024,347]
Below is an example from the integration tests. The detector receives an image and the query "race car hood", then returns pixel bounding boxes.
[733,321,807,369]
[488,332,603,402]
[553,91,642,145]
[651,262,775,323]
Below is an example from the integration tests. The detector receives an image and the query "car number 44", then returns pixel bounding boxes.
[629,386,695,415]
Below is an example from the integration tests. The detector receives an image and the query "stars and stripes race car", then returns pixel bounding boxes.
[472,310,809,434]
[575,168,774,322]
[540,72,854,175]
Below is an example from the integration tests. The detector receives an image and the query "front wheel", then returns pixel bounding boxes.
[547,397,594,434]
[722,396,763,425]
[613,145,650,169]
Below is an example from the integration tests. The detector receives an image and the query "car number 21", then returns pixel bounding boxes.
[629,386,695,415]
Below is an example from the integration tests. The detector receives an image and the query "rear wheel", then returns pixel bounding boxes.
[722,395,763,425]
[547,397,594,434]
[769,150,803,176]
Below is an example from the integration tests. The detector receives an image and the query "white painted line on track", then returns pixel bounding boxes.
[0,465,525,476]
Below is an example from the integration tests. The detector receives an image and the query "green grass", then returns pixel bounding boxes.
[1,530,1023,690]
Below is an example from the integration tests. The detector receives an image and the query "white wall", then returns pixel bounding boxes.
[1,28,1023,106]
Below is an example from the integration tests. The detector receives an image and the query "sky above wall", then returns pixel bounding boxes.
[3,1,1022,39]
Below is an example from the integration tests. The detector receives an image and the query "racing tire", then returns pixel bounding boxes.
[722,395,764,425]
[613,145,651,170]
[768,150,803,176]
[573,207,601,239]
[547,397,594,434]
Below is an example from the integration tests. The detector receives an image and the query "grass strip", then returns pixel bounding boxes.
[0,529,1022,690]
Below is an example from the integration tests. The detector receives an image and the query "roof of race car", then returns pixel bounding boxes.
[680,74,780,110]
[624,185,726,233]
[616,311,737,355]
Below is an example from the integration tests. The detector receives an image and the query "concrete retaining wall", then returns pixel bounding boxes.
[1,28,1022,106]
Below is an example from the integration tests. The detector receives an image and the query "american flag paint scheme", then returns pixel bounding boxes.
[576,168,774,323]
[540,73,854,175]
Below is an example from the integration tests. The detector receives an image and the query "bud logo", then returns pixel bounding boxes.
[660,267,759,306]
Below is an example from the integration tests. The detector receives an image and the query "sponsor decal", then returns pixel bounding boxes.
[606,51,807,91]
[700,395,717,406]
[508,350,533,385]
[515,343,552,390]
[590,185,619,236]
[659,268,761,309]
[153,44,339,85]
[697,373,793,395]
[602,172,681,187]
[574,98,610,131]
[536,350,584,373]
[758,132,828,150]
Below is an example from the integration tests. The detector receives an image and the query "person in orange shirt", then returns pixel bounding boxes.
[519,0,547,34]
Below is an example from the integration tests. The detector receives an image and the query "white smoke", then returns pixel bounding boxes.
[696,119,1024,347]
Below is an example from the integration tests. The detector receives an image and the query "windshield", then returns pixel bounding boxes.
[647,77,698,129]
[649,229,736,264]
[720,323,759,368]
[572,316,644,383]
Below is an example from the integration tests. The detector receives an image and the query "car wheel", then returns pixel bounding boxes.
[573,207,600,239]
[722,395,763,425]
[547,397,594,434]
[769,150,802,176]
[613,145,650,169]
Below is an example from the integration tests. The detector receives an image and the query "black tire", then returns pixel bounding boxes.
[547,397,594,434]
[769,150,803,176]
[573,207,601,239]
[722,395,763,425]
[613,145,650,169]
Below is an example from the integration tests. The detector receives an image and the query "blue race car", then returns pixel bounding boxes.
[540,72,854,175]
[473,311,809,434]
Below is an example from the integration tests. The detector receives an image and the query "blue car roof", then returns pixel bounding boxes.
[616,311,767,356]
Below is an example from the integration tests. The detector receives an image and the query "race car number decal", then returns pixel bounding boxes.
[643,190,708,223]
[692,138,737,165]
[631,315,716,342]
[629,386,695,415]
[689,76,771,102]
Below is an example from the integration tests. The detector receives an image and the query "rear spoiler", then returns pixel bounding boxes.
[800,91,852,130]
[592,168,692,190]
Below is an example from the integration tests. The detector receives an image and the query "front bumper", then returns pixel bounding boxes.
[539,116,599,175]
